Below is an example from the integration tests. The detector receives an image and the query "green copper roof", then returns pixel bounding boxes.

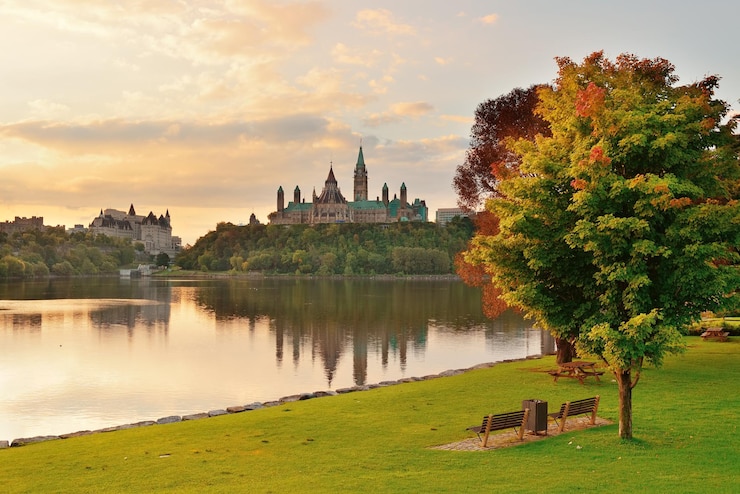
[350,200,386,211]
[284,202,313,212]
[356,146,365,169]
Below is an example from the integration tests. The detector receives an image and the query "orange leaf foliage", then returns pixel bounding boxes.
[481,284,509,319]
[575,82,606,118]
[571,178,587,190]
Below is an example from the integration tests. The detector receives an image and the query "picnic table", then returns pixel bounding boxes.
[700,327,729,341]
[548,361,604,385]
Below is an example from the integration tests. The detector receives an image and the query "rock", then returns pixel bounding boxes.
[207,409,228,417]
[11,435,60,447]
[312,390,337,397]
[182,413,209,421]
[226,405,246,413]
[244,402,264,410]
[156,415,182,425]
[0,440,9,449]
[60,430,93,439]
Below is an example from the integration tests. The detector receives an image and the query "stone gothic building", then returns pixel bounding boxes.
[88,204,181,256]
[268,147,428,225]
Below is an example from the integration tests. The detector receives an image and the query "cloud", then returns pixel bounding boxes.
[27,100,70,119]
[478,13,498,25]
[331,43,383,67]
[440,114,473,125]
[0,115,332,151]
[434,56,452,65]
[363,102,434,127]
[352,9,415,36]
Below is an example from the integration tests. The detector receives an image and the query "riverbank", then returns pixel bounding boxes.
[1,338,737,493]
[1,356,536,448]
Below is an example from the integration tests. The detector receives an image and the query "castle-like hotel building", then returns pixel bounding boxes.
[268,147,427,225]
[88,204,181,256]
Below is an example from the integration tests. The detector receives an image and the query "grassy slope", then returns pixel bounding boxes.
[1,338,738,493]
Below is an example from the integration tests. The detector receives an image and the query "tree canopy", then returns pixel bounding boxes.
[175,221,473,276]
[465,52,740,438]
[454,84,551,212]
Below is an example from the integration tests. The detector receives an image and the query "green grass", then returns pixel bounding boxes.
[1,338,738,493]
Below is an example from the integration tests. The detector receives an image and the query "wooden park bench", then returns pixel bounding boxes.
[548,396,600,433]
[467,408,530,447]
[701,327,729,342]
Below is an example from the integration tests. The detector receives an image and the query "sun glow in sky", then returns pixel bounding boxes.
[1,0,738,244]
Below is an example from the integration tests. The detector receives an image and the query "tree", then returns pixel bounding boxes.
[466,52,740,439]
[453,85,581,360]
[156,252,170,267]
[453,85,551,211]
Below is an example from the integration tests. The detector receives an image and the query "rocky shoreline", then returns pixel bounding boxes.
[0,354,546,449]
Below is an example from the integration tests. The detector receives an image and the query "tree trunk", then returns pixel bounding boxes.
[555,337,576,364]
[615,369,633,439]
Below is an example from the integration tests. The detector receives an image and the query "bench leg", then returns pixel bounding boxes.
[517,409,529,440]
[558,403,571,433]
[590,396,600,425]
[481,414,493,447]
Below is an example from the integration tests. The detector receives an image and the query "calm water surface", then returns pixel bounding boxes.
[0,277,553,442]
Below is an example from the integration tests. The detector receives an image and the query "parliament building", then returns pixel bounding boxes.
[268,147,428,225]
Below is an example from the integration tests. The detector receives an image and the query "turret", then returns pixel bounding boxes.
[277,186,285,212]
[294,186,301,205]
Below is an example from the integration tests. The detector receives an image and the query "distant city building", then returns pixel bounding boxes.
[268,147,428,225]
[67,224,88,235]
[0,216,45,234]
[435,208,470,226]
[0,216,65,235]
[88,204,181,256]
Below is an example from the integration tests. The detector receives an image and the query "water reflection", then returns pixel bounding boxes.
[0,277,553,442]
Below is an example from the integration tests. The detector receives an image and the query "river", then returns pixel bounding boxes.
[0,276,553,443]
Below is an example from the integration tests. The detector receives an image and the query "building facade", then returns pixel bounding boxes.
[435,207,470,226]
[268,147,427,225]
[0,216,47,235]
[88,204,181,256]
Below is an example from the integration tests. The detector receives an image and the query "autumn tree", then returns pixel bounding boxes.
[452,85,583,357]
[466,52,740,439]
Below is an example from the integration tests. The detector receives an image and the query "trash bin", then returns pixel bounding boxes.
[522,399,548,435]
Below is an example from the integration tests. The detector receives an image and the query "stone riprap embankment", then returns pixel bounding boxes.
[1,355,544,449]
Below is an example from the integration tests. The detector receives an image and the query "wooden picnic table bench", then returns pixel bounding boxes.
[548,395,600,433]
[548,361,604,385]
[701,327,729,341]
[466,408,530,447]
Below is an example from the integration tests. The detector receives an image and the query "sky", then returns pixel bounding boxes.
[1,1,739,245]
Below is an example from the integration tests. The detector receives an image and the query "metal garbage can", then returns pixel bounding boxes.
[522,399,548,435]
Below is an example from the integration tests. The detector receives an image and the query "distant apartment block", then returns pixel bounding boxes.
[435,208,470,226]
[88,204,181,256]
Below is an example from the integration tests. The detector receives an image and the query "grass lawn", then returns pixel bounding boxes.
[1,337,738,493]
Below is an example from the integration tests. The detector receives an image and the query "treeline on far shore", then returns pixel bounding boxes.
[0,227,150,279]
[175,218,475,276]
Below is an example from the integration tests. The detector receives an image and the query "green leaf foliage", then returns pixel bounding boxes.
[466,52,740,376]
[175,221,472,276]
[0,227,145,278]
